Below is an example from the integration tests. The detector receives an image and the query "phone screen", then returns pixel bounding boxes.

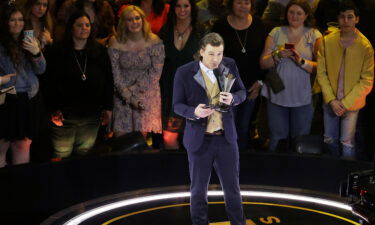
[23,30,34,40]
[285,43,294,49]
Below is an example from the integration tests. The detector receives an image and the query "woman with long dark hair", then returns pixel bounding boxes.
[0,3,46,167]
[45,10,113,158]
[23,0,54,50]
[159,0,205,149]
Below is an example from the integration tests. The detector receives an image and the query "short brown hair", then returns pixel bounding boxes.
[283,0,315,27]
[194,32,224,60]
[199,32,224,49]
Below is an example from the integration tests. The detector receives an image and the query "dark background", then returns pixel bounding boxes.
[0,151,372,225]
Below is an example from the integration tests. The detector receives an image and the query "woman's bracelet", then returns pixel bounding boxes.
[272,49,282,59]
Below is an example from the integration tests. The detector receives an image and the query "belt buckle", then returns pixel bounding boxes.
[206,129,224,136]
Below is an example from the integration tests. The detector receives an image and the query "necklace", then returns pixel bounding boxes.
[175,25,191,41]
[73,51,87,81]
[234,28,248,53]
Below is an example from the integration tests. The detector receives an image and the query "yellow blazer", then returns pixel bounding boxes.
[317,29,374,111]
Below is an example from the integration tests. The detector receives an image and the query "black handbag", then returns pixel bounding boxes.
[265,67,285,94]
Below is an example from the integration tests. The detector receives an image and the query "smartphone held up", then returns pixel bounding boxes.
[284,43,294,49]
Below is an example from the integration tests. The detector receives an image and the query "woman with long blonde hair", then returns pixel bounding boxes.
[108,5,165,141]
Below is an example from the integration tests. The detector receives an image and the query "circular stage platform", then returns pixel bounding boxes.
[41,185,360,225]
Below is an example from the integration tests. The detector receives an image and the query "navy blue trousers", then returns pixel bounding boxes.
[187,135,245,225]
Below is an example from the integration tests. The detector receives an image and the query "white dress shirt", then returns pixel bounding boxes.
[199,61,218,84]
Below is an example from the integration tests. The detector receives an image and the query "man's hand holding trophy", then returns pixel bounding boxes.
[194,68,236,118]
[211,68,236,112]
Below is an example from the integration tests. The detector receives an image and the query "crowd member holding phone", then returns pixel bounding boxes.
[23,0,54,51]
[0,3,46,167]
[259,0,322,151]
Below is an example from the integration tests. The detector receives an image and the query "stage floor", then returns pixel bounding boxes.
[42,185,360,225]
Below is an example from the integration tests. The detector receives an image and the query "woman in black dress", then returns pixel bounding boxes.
[212,0,270,151]
[159,0,205,149]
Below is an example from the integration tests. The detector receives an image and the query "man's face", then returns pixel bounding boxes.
[200,44,224,70]
[338,10,359,34]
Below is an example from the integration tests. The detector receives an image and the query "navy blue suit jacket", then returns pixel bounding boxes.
[173,57,246,152]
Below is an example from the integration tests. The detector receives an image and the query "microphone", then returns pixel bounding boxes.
[213,68,230,112]
[213,68,223,92]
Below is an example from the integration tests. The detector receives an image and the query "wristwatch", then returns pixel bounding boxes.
[300,58,305,66]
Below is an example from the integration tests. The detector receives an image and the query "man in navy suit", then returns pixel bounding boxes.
[173,33,246,225]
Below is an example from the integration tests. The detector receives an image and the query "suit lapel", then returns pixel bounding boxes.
[191,60,231,91]
[193,70,206,90]
[191,61,206,90]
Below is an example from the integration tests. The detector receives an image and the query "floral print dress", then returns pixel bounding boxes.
[108,42,165,134]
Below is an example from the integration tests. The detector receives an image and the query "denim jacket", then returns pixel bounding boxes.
[0,44,46,98]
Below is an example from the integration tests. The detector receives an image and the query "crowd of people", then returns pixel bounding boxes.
[0,0,374,168]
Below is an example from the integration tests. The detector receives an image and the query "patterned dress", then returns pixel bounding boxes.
[108,42,165,134]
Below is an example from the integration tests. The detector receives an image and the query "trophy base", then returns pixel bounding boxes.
[209,104,229,113]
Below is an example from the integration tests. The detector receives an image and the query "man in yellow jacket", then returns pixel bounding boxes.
[317,0,374,159]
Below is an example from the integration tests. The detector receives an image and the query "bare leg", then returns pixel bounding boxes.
[0,139,10,168]
[11,138,32,165]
